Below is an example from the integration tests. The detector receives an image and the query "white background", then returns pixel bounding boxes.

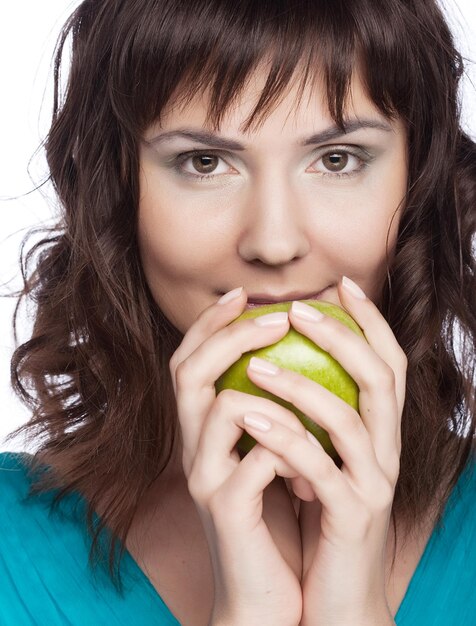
[1,1,475,452]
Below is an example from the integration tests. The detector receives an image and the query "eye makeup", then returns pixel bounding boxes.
[165,144,375,183]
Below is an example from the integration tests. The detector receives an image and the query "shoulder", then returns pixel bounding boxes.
[446,452,476,515]
[0,451,181,623]
[444,452,476,534]
[424,452,476,581]
[0,450,85,544]
[0,450,60,540]
[0,450,33,472]
[0,451,35,503]
[0,450,89,530]
[0,451,100,615]
[400,453,476,621]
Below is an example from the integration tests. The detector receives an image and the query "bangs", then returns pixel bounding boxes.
[108,0,418,136]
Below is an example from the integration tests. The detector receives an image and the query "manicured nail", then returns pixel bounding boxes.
[244,412,272,432]
[248,356,280,376]
[254,311,288,327]
[291,301,325,322]
[306,430,321,448]
[342,276,366,300]
[217,287,243,304]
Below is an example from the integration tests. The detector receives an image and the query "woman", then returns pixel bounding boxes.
[1,0,475,624]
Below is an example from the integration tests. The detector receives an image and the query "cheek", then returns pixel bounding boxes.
[312,187,403,282]
[137,169,231,292]
[138,170,193,291]
[137,197,213,331]
[331,147,406,266]
[347,212,398,260]
[138,201,206,286]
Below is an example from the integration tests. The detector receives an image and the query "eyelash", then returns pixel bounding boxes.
[172,146,372,182]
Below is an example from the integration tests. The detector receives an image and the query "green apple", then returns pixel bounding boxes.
[215,300,365,461]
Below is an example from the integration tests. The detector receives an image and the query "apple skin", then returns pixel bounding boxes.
[215,300,365,461]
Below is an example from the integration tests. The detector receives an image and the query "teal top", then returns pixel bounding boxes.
[0,451,474,625]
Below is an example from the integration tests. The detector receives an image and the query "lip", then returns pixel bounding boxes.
[244,286,330,308]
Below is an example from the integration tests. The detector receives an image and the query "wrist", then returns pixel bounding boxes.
[300,604,395,626]
[210,611,300,626]
[300,619,394,626]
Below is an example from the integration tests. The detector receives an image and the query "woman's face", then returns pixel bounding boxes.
[138,69,408,333]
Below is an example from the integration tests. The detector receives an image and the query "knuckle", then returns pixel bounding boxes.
[248,442,270,464]
[168,355,176,375]
[246,443,278,474]
[278,374,299,405]
[398,349,408,371]
[168,353,181,381]
[329,318,348,341]
[215,388,240,408]
[218,322,235,342]
[340,411,366,438]
[174,358,196,388]
[187,463,210,504]
[286,432,308,460]
[386,454,401,485]
[318,319,348,352]
[373,364,396,391]
[372,478,395,512]
[316,454,337,482]
[186,470,201,501]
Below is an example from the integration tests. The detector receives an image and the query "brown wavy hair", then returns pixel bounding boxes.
[6,0,475,592]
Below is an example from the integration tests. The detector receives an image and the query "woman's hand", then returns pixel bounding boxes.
[242,277,406,626]
[169,288,306,626]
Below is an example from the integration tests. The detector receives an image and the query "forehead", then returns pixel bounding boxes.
[156,63,384,136]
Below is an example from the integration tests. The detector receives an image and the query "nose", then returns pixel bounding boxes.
[238,173,311,265]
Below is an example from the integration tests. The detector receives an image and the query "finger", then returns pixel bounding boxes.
[175,313,290,457]
[337,276,407,417]
[191,389,315,492]
[213,442,305,530]
[246,358,382,488]
[242,412,361,519]
[290,476,316,502]
[170,287,247,396]
[288,297,401,478]
[335,277,406,461]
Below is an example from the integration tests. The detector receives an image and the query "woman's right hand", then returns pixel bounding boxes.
[169,287,309,626]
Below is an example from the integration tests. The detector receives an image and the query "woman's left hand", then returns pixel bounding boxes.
[243,276,406,626]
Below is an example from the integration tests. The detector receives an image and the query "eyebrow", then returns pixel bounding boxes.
[146,118,394,150]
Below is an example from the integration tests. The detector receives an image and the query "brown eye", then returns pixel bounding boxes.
[191,155,219,174]
[176,152,233,179]
[322,152,349,172]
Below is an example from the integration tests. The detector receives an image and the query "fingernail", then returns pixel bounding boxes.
[217,286,243,304]
[342,276,366,300]
[291,301,325,322]
[248,356,280,376]
[306,430,322,448]
[254,311,289,327]
[244,412,272,432]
